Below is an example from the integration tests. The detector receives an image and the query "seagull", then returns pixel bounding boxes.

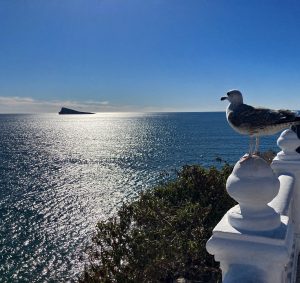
[221,90,300,155]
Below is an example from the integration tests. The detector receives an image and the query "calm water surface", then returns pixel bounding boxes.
[0,112,280,282]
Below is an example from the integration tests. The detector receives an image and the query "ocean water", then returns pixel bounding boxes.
[0,112,280,282]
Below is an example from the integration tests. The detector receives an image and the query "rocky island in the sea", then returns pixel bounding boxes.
[58,107,95,115]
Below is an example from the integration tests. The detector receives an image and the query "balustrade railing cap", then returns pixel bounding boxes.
[275,129,300,161]
[227,155,279,204]
[226,155,281,231]
[232,155,275,178]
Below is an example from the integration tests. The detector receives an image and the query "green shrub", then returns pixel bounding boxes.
[79,164,235,283]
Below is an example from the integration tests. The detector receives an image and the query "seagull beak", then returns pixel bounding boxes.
[220,96,227,101]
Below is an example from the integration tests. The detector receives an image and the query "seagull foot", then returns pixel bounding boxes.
[239,153,252,163]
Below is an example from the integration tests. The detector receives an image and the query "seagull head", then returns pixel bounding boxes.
[221,90,243,105]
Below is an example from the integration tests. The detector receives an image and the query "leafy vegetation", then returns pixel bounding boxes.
[79,164,236,283]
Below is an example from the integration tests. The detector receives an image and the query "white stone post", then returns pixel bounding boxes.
[272,129,300,234]
[206,155,293,283]
[271,129,300,282]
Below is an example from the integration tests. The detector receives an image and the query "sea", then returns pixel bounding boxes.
[0,112,280,282]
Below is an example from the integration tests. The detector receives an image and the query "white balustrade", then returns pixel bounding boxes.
[206,129,300,283]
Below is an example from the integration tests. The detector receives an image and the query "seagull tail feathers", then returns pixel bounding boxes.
[291,124,300,139]
[295,116,300,123]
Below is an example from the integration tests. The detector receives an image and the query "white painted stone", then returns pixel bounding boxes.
[272,129,300,236]
[269,175,294,216]
[275,129,300,162]
[206,211,292,283]
[271,128,300,283]
[206,147,297,283]
[226,155,281,232]
[222,264,265,283]
[205,129,300,283]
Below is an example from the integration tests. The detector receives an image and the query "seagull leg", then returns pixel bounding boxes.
[254,136,260,155]
[240,136,253,162]
[249,136,254,155]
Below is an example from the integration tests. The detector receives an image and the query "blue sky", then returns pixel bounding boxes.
[1,0,300,113]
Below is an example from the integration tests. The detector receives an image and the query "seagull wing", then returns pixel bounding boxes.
[230,104,299,128]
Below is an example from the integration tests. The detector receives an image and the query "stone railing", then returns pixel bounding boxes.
[206,129,300,283]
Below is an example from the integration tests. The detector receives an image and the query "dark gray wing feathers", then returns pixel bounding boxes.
[229,104,299,128]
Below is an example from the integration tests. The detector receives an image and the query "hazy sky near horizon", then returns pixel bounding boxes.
[1,0,300,113]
